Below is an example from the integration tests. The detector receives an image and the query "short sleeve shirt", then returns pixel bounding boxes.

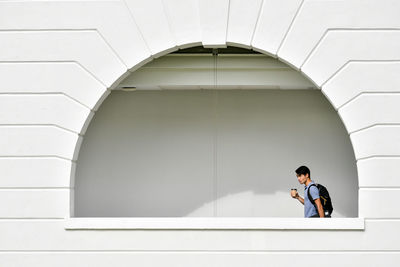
[304,181,320,218]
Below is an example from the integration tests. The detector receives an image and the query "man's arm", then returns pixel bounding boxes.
[314,198,325,218]
[295,195,304,205]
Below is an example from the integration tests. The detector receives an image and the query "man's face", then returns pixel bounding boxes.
[297,173,309,185]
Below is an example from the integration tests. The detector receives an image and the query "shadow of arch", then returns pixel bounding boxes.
[70,44,358,218]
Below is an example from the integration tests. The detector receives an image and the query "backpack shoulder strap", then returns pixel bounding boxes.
[307,183,318,205]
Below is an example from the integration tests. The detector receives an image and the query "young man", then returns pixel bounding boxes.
[291,166,325,218]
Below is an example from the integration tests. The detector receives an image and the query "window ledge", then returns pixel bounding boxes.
[65,217,365,230]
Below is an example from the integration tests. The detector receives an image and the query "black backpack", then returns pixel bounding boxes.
[307,183,333,217]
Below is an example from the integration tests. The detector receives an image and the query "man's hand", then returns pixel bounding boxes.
[290,189,304,205]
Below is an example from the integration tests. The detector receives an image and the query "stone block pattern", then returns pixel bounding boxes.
[0,0,400,265]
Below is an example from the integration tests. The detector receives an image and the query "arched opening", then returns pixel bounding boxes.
[73,47,358,218]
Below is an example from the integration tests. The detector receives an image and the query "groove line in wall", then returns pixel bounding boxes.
[1,250,400,253]
[359,187,400,191]
[0,156,72,161]
[0,218,64,221]
[0,60,108,90]
[224,0,231,43]
[276,0,305,56]
[1,27,129,69]
[323,61,400,93]
[0,156,74,162]
[0,92,93,111]
[360,186,400,189]
[249,0,264,47]
[299,29,329,71]
[0,29,97,32]
[0,124,81,136]
[348,123,400,135]
[322,61,400,109]
[122,0,155,56]
[93,29,128,69]
[337,90,400,111]
[0,218,67,221]
[0,188,71,190]
[357,155,400,161]
[300,29,400,73]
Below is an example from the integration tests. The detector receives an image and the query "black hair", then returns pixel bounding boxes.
[295,165,310,177]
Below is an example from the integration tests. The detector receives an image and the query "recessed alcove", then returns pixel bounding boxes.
[73,47,358,219]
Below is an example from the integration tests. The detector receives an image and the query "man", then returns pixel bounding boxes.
[290,166,325,218]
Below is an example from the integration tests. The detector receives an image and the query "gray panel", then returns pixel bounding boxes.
[215,90,357,217]
[75,91,215,217]
[75,90,357,217]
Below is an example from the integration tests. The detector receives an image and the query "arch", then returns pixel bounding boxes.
[70,43,359,218]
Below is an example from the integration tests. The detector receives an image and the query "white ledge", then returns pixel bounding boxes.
[65,217,365,230]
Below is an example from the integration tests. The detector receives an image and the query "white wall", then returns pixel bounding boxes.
[1,0,400,265]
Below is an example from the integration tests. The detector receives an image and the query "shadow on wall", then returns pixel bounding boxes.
[74,90,358,218]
